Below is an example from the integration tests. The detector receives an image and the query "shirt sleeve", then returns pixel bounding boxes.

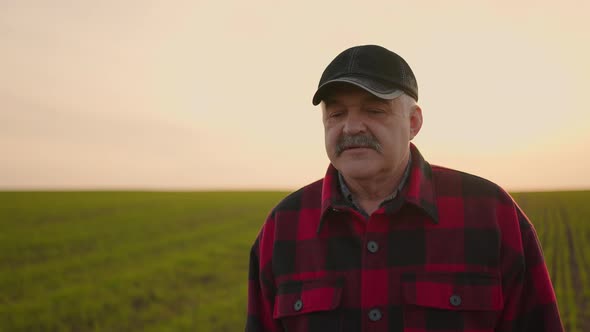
[496,204,564,331]
[245,233,283,332]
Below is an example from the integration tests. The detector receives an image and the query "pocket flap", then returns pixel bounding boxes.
[402,272,503,311]
[273,278,343,319]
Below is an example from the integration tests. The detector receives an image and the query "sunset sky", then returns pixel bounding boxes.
[1,1,589,191]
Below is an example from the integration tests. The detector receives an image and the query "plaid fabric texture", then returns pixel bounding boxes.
[246,144,563,332]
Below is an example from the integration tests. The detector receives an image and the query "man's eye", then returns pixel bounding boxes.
[329,112,343,118]
[367,108,385,114]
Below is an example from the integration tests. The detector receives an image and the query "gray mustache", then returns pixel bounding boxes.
[336,135,382,155]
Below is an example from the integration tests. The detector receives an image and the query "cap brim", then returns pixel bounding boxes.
[312,76,404,105]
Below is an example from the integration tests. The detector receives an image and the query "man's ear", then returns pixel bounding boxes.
[409,104,423,140]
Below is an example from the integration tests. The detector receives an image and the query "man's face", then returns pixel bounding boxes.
[321,84,422,180]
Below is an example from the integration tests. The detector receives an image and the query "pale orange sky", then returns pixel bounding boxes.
[1,1,589,191]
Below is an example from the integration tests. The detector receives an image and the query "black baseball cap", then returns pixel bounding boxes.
[312,45,418,105]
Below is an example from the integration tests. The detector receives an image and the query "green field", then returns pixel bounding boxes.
[1,191,588,331]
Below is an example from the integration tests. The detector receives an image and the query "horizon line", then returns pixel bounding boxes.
[1,186,590,193]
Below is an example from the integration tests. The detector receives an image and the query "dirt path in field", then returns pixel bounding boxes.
[560,208,589,332]
[537,208,548,252]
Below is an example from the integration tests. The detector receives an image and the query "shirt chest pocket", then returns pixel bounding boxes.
[273,278,343,332]
[401,271,504,332]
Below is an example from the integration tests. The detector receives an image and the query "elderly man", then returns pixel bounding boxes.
[246,45,563,332]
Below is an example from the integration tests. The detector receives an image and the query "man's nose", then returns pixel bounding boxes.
[342,112,367,135]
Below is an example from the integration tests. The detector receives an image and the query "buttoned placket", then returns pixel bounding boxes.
[331,155,412,330]
[360,211,390,330]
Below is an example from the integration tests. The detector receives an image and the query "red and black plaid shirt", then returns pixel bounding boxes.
[246,144,563,332]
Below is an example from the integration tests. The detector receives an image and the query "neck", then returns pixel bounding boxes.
[341,153,410,214]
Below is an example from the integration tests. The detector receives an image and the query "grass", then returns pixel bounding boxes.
[0,192,287,332]
[512,191,590,332]
[1,190,589,331]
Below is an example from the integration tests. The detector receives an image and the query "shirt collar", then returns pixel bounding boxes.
[319,143,439,232]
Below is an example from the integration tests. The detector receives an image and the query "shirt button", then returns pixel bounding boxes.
[450,295,462,307]
[368,308,382,321]
[294,299,303,311]
[367,241,379,253]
